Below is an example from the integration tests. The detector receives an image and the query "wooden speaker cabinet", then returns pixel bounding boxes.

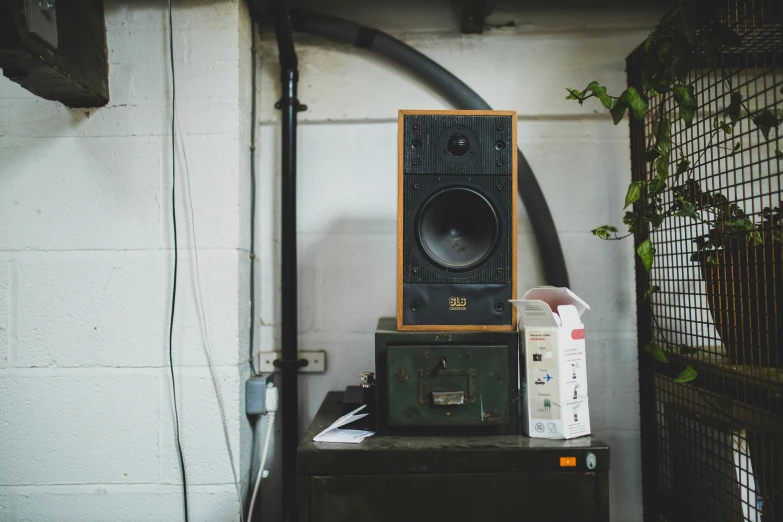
[397,110,517,331]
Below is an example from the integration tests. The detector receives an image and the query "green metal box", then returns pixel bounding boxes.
[375,317,518,434]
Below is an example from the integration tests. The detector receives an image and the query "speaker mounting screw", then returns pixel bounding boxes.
[412,122,420,130]
[496,183,503,190]
[496,159,504,166]
[495,140,505,150]
[412,266,419,274]
[411,300,421,312]
[496,267,502,274]
[413,183,420,190]
[413,159,421,166]
[496,123,505,131]
[494,303,505,312]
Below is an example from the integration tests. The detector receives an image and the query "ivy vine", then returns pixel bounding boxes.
[565,2,782,410]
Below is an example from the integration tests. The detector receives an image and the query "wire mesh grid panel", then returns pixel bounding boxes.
[628,1,782,521]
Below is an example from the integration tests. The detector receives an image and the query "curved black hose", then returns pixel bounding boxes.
[290,10,569,288]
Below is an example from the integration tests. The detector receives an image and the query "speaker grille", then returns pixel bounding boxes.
[403,175,512,284]
[403,114,513,176]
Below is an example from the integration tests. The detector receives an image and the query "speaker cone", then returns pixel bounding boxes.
[416,187,500,271]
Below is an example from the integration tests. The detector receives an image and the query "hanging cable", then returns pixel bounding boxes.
[248,16,259,376]
[166,1,189,520]
[175,112,245,521]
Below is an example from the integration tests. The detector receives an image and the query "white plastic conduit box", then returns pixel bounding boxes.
[510,287,591,439]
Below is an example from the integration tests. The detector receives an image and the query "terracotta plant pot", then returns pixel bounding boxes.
[696,245,783,368]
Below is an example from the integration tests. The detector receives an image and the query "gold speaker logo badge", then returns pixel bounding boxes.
[449,297,467,311]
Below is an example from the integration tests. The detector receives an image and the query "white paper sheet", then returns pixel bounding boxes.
[313,405,375,444]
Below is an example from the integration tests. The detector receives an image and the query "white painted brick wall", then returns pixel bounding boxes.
[255,3,666,521]
[0,1,251,521]
[13,485,239,522]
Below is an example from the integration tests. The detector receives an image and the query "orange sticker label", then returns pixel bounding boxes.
[560,457,577,467]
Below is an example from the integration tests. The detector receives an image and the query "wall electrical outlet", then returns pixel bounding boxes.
[257,350,326,373]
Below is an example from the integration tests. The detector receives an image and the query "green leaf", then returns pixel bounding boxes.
[653,118,672,155]
[753,109,779,140]
[714,116,733,135]
[565,82,614,110]
[711,24,742,48]
[734,142,742,153]
[637,239,655,272]
[653,118,672,182]
[726,92,742,124]
[676,200,699,221]
[674,84,697,127]
[644,342,669,363]
[714,394,733,413]
[678,345,699,355]
[643,32,656,53]
[591,225,618,240]
[645,148,662,162]
[643,285,660,301]
[655,153,670,182]
[673,364,697,383]
[674,158,690,180]
[698,21,741,60]
[622,211,645,235]
[611,87,648,124]
[624,181,644,209]
[693,235,711,251]
[610,101,627,125]
[565,88,584,103]
[624,87,648,121]
[659,6,681,28]
[776,149,783,160]
[649,178,667,196]
[672,4,697,43]
[585,81,613,109]
[673,52,694,83]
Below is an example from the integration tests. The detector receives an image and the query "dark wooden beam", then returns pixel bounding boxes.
[460,0,486,34]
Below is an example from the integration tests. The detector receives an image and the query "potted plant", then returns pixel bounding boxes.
[564,2,782,381]
[688,188,781,367]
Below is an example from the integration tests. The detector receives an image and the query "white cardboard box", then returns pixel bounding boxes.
[510,287,591,439]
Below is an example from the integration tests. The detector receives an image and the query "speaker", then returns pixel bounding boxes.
[397,110,517,331]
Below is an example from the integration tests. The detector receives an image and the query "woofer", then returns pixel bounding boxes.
[416,187,500,271]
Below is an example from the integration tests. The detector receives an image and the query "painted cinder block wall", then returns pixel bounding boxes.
[1,1,667,521]
[0,1,254,521]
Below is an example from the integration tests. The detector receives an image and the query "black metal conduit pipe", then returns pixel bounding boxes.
[271,0,301,520]
[290,10,570,288]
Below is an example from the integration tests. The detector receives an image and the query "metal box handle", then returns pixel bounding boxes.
[431,390,466,406]
[418,369,477,405]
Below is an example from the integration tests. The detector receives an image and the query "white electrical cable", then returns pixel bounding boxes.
[247,411,276,522]
[175,114,244,522]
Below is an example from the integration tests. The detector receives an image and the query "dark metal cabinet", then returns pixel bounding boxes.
[298,392,611,522]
